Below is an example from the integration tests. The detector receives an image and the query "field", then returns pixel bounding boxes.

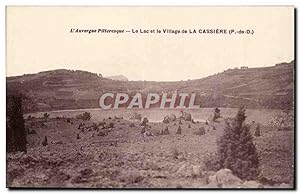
[7,108,294,188]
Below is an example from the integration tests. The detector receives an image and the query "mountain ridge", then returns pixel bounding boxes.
[7,61,294,113]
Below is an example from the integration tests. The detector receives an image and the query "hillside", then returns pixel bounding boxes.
[6,61,294,113]
[106,75,129,81]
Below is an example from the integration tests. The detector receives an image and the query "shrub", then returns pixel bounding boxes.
[254,124,261,137]
[163,116,170,124]
[278,126,293,131]
[217,106,259,180]
[179,119,182,125]
[42,136,48,146]
[171,147,180,159]
[141,126,146,134]
[28,129,37,135]
[177,126,182,134]
[141,117,149,126]
[76,112,91,121]
[161,126,169,135]
[180,111,192,121]
[129,123,135,128]
[194,127,205,136]
[98,131,108,136]
[212,108,221,122]
[108,122,114,128]
[43,112,50,118]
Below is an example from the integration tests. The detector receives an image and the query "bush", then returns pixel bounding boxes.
[254,124,261,137]
[194,127,205,136]
[171,147,180,159]
[177,126,182,134]
[180,111,192,121]
[161,126,170,135]
[163,116,170,124]
[129,123,135,128]
[217,106,259,180]
[141,117,149,126]
[43,112,50,118]
[76,112,91,121]
[42,136,48,146]
[108,122,114,128]
[28,129,37,134]
[212,108,221,122]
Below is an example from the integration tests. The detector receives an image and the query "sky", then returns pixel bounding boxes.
[6,6,294,81]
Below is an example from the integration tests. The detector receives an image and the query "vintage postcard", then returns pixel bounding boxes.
[6,6,295,189]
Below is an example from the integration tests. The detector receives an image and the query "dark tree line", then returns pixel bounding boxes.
[7,94,27,153]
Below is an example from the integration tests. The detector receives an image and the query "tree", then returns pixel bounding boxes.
[216,106,259,180]
[7,94,27,153]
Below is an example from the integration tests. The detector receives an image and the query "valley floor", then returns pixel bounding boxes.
[7,110,294,188]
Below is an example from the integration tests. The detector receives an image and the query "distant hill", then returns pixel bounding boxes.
[6,61,294,113]
[106,75,129,81]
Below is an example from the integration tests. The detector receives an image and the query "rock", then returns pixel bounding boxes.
[7,164,25,185]
[20,154,37,167]
[192,165,202,177]
[79,167,93,178]
[73,168,94,183]
[176,163,194,177]
[119,171,144,184]
[242,180,263,188]
[180,111,192,121]
[208,169,242,188]
[169,114,176,122]
[278,183,292,188]
[163,116,170,124]
[56,170,71,181]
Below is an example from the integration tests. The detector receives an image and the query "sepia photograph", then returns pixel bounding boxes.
[5,6,295,189]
